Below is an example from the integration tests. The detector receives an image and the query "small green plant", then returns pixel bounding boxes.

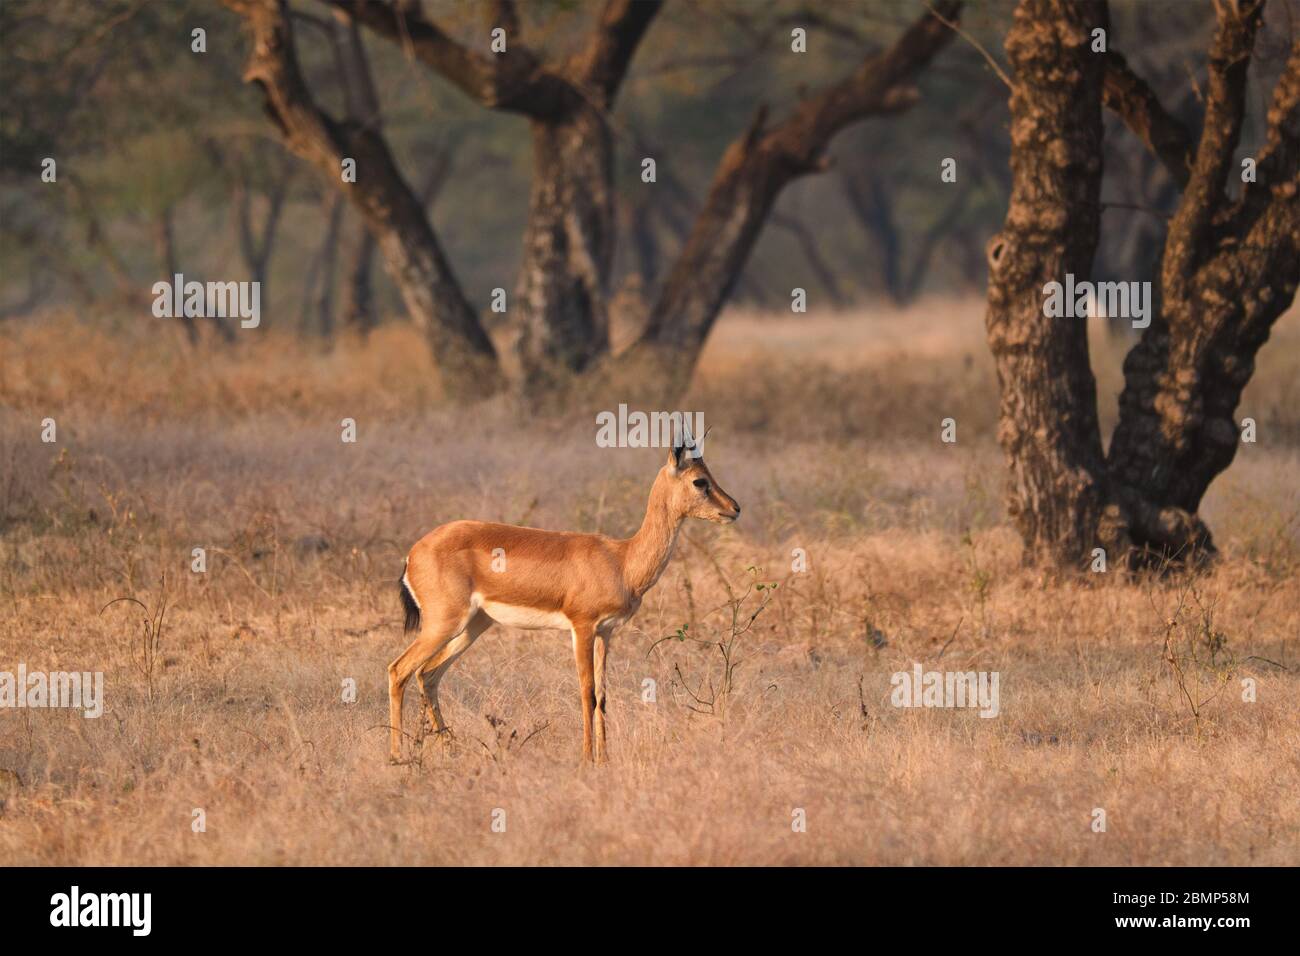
[650,564,777,717]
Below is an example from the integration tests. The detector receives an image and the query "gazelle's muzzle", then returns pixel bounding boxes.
[713,491,741,522]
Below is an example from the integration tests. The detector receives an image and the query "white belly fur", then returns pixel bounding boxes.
[476,596,571,631]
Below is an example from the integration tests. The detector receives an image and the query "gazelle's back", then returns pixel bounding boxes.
[406,520,627,620]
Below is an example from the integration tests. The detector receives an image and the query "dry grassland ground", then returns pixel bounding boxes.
[1,299,1297,865]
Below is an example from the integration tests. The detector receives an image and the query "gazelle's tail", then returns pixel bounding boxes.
[398,563,421,634]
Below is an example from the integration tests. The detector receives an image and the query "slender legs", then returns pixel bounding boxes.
[573,626,611,764]
[416,612,492,740]
[387,609,473,763]
[392,612,609,765]
[572,626,597,763]
[593,632,609,763]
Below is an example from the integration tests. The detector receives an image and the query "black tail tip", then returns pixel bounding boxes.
[399,575,421,633]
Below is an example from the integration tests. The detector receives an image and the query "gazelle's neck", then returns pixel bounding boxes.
[623,469,684,598]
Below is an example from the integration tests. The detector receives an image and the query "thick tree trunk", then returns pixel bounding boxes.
[352,138,498,395]
[617,115,788,401]
[230,0,499,400]
[982,0,1117,567]
[985,0,1298,568]
[513,108,615,393]
[1105,16,1299,557]
[329,0,661,398]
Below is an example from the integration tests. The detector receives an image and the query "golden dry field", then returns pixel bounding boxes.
[1,300,1297,865]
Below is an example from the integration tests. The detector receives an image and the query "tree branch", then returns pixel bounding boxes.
[1164,0,1263,289]
[1102,49,1194,189]
[623,0,962,391]
[570,0,663,105]
[324,0,570,116]
[1237,34,1300,228]
[762,0,962,173]
[226,0,497,391]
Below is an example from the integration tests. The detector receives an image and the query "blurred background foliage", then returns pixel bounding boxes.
[0,0,1260,335]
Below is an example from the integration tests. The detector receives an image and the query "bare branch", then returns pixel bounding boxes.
[226,0,498,392]
[925,0,1012,90]
[625,0,963,389]
[571,0,663,104]
[1165,0,1264,287]
[324,0,569,116]
[1102,50,1194,189]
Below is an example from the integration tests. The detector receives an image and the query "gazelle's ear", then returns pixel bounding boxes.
[667,439,687,473]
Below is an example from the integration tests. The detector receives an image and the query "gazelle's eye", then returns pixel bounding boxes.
[693,478,709,490]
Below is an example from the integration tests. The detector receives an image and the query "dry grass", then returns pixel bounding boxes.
[1,300,1298,865]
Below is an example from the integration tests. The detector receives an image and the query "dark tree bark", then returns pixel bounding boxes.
[316,0,960,401]
[329,0,662,395]
[226,0,498,401]
[985,0,1299,568]
[983,0,1117,567]
[513,107,616,387]
[615,0,963,400]
[1105,3,1299,559]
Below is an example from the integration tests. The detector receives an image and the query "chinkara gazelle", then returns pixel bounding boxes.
[391,431,740,764]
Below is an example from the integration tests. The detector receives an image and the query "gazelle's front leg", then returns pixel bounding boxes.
[572,624,597,763]
[593,632,609,764]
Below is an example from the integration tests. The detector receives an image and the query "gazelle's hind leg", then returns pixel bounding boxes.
[388,606,474,763]
[417,611,493,744]
[593,632,609,764]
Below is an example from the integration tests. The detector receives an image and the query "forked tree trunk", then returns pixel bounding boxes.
[986,0,1299,568]
[327,0,659,397]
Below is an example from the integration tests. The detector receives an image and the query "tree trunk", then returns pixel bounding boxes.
[984,0,1299,568]
[1105,9,1299,558]
[616,1,962,402]
[982,0,1117,568]
[327,0,661,398]
[314,191,345,339]
[344,223,378,336]
[155,205,204,345]
[230,0,499,400]
[513,107,615,394]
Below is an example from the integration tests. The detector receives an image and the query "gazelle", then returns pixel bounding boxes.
[391,433,740,764]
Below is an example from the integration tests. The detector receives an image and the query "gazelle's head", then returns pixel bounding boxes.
[663,431,740,524]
